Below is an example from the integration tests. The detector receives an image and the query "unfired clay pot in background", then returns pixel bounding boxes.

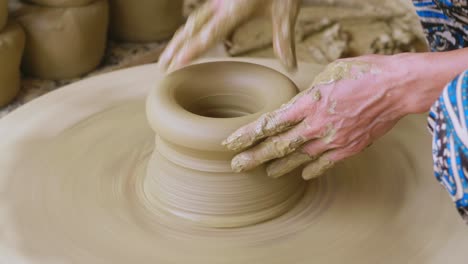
[23,0,95,7]
[0,0,7,30]
[11,0,109,80]
[145,61,306,228]
[0,21,25,107]
[109,0,184,43]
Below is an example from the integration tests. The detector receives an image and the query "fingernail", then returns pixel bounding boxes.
[302,157,334,180]
[167,60,179,73]
[158,57,167,72]
[158,62,169,73]
[266,152,314,179]
[158,48,172,71]
[222,134,243,151]
[167,53,187,73]
[231,153,253,173]
[266,166,286,179]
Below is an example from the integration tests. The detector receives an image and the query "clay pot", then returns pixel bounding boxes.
[109,0,184,43]
[145,61,306,228]
[0,0,7,30]
[12,0,108,80]
[22,0,95,7]
[0,21,25,107]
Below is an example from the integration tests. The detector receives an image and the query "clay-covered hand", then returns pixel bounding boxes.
[223,55,413,180]
[159,0,301,72]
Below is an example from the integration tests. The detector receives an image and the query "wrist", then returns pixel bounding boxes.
[388,52,448,115]
[390,49,468,115]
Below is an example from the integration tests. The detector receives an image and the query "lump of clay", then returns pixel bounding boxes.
[11,0,108,80]
[22,0,94,7]
[0,0,7,30]
[109,0,183,42]
[0,21,25,107]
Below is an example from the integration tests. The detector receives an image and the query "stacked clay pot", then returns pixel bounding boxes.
[109,0,183,43]
[11,0,109,80]
[0,0,26,107]
[0,0,6,28]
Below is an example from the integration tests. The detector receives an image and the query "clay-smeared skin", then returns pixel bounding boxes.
[1,60,467,263]
[223,61,374,154]
[225,58,404,179]
[266,151,313,178]
[0,0,7,30]
[146,62,305,227]
[0,21,25,107]
[109,0,184,43]
[11,0,108,80]
[159,0,301,72]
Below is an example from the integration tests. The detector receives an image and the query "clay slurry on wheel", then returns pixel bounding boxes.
[0,59,466,264]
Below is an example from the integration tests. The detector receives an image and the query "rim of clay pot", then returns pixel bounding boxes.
[146,61,298,152]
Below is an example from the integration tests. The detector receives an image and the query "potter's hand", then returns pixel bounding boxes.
[159,0,300,72]
[223,55,411,180]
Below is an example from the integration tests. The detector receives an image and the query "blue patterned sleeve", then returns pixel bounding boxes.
[412,0,468,222]
[412,0,467,51]
[428,70,468,223]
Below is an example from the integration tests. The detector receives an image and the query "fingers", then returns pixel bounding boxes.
[160,0,264,72]
[231,117,332,173]
[167,12,236,72]
[230,120,314,172]
[302,138,370,180]
[302,155,335,180]
[266,139,329,178]
[159,2,214,71]
[158,27,186,71]
[223,91,316,152]
[271,0,300,71]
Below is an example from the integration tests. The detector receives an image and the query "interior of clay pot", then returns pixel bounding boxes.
[183,93,262,118]
[171,65,267,118]
[145,61,305,228]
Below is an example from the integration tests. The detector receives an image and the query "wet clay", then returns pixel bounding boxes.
[109,0,184,43]
[146,61,304,227]
[227,60,376,174]
[267,151,315,178]
[22,0,94,7]
[0,21,25,107]
[310,60,375,86]
[302,156,335,180]
[0,59,466,263]
[11,0,108,80]
[267,61,376,177]
[282,60,376,109]
[223,111,298,153]
[0,0,7,30]
[228,2,427,64]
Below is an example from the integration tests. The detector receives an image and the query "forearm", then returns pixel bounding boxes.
[394,48,468,114]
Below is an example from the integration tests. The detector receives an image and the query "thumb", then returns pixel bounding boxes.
[271,0,300,71]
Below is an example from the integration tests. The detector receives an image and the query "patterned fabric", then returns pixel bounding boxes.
[412,0,468,51]
[413,0,468,222]
[428,71,468,223]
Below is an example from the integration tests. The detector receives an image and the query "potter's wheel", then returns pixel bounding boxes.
[0,58,466,264]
